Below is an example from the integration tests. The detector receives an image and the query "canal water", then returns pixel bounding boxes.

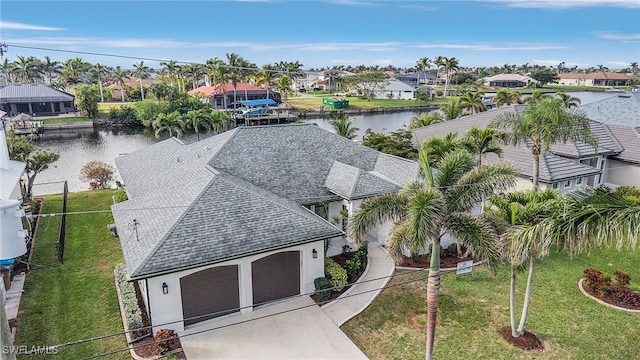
[30,91,623,194]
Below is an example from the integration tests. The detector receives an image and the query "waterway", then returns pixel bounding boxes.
[30,91,622,195]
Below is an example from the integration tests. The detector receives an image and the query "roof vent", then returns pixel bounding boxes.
[204,146,211,151]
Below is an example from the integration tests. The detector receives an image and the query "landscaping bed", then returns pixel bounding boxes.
[396,244,477,269]
[312,245,368,305]
[581,268,640,311]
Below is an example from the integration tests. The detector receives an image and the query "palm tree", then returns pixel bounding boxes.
[493,89,521,107]
[439,98,465,120]
[416,57,432,86]
[462,127,504,167]
[133,61,150,100]
[0,58,16,84]
[60,57,90,91]
[439,57,460,98]
[350,148,518,360]
[91,63,110,103]
[459,91,486,114]
[420,132,464,167]
[630,62,639,76]
[12,55,40,83]
[112,70,130,102]
[160,60,179,86]
[275,75,292,100]
[183,63,203,91]
[210,110,234,133]
[226,53,243,103]
[490,97,596,190]
[522,90,549,104]
[207,59,230,109]
[41,56,61,84]
[409,112,444,130]
[183,109,212,141]
[554,92,581,108]
[153,111,185,138]
[485,189,560,338]
[255,65,278,100]
[326,115,359,139]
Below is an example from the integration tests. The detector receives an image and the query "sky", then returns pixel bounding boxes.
[0,0,639,71]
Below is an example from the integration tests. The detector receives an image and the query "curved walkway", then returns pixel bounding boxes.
[321,245,395,326]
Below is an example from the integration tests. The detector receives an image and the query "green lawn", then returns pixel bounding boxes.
[342,247,640,360]
[40,117,93,125]
[285,97,445,112]
[540,85,608,92]
[16,190,128,359]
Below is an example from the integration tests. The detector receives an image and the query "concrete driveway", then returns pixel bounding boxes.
[180,296,368,360]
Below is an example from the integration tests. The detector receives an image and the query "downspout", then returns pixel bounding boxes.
[145,279,152,328]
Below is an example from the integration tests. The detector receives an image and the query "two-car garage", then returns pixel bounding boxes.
[180,251,301,327]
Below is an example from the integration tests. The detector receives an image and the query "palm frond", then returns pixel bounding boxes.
[447,162,518,212]
[348,193,409,244]
[447,213,501,272]
[433,149,475,190]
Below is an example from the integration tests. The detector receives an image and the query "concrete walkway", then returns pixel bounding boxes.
[321,245,395,326]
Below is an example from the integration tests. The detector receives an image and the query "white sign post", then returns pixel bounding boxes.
[456,260,474,275]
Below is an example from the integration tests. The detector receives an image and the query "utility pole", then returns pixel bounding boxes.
[0,43,7,58]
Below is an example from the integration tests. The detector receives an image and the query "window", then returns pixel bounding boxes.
[313,204,327,220]
[564,180,572,189]
[576,177,583,185]
[552,183,559,189]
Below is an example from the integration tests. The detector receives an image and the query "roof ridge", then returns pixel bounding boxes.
[349,167,362,198]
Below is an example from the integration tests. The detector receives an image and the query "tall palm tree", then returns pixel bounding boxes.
[12,55,40,83]
[41,56,62,84]
[112,70,130,102]
[490,97,596,190]
[275,75,292,100]
[133,61,150,100]
[326,115,359,139]
[420,132,463,167]
[485,189,560,338]
[416,57,432,86]
[160,60,179,86]
[350,148,518,360]
[183,109,212,141]
[255,64,278,100]
[630,62,639,76]
[226,52,243,103]
[554,92,581,108]
[210,110,234,133]
[153,111,185,138]
[409,112,443,130]
[91,63,110,103]
[522,90,549,104]
[0,58,16,84]
[493,89,521,107]
[183,63,203,91]
[441,57,460,98]
[459,91,486,114]
[462,127,504,167]
[439,98,465,120]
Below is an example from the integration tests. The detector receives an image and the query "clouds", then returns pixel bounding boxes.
[594,31,640,41]
[0,21,65,31]
[413,43,568,51]
[481,0,640,9]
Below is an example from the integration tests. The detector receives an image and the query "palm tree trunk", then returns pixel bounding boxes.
[139,79,145,100]
[426,239,441,360]
[516,256,535,336]
[98,77,104,103]
[510,266,518,337]
[532,145,540,191]
[121,88,125,102]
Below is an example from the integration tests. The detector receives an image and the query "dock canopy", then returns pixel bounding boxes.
[239,99,277,107]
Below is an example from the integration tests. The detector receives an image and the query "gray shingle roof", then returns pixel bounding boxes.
[578,93,640,127]
[0,84,75,103]
[113,124,418,278]
[606,125,640,164]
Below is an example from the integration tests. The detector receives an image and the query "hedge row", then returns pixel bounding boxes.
[114,263,147,340]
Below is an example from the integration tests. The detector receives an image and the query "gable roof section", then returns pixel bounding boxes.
[578,93,640,127]
[114,173,343,278]
[558,72,633,80]
[0,83,75,103]
[605,125,640,164]
[188,83,264,97]
[324,160,399,199]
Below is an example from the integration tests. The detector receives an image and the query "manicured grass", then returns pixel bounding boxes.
[40,117,93,125]
[16,190,128,359]
[342,247,640,359]
[98,102,130,113]
[541,85,608,92]
[285,97,445,112]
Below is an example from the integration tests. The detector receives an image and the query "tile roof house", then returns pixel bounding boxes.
[557,72,634,87]
[483,74,538,88]
[189,83,281,109]
[412,103,639,191]
[0,83,75,117]
[112,124,418,332]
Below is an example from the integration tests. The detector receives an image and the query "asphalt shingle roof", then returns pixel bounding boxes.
[578,93,640,127]
[113,124,418,278]
[606,125,640,164]
[0,84,74,103]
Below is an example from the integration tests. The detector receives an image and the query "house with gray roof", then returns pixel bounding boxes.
[412,104,636,192]
[0,83,75,117]
[112,124,418,332]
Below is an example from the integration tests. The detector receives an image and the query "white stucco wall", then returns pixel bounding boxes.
[145,240,326,333]
[603,159,640,188]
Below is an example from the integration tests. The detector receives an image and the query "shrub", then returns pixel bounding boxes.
[354,243,368,268]
[345,258,361,280]
[584,268,611,296]
[115,264,146,339]
[325,257,347,291]
[154,329,179,355]
[80,160,115,189]
[614,270,631,286]
[108,106,141,126]
[113,188,128,203]
[314,277,333,302]
[342,244,352,254]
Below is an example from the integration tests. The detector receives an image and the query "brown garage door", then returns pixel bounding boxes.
[252,251,300,306]
[181,265,239,326]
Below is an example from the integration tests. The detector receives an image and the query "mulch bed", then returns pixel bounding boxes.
[498,326,544,351]
[583,285,640,310]
[311,251,367,306]
[396,246,476,269]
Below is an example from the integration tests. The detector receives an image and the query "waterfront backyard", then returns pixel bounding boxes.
[13,189,640,359]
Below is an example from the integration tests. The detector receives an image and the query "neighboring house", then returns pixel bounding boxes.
[395,71,437,86]
[107,78,163,100]
[557,72,634,87]
[112,124,418,332]
[189,83,281,109]
[0,83,75,117]
[412,105,632,192]
[483,74,538,88]
[579,93,640,187]
[372,79,417,100]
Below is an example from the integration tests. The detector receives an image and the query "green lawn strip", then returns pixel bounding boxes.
[342,248,640,360]
[286,97,442,112]
[40,117,93,125]
[16,190,128,359]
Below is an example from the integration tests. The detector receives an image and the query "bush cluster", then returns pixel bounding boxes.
[314,277,333,302]
[583,268,639,309]
[154,328,179,355]
[346,243,368,280]
[109,106,141,126]
[115,263,147,339]
[325,257,347,291]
